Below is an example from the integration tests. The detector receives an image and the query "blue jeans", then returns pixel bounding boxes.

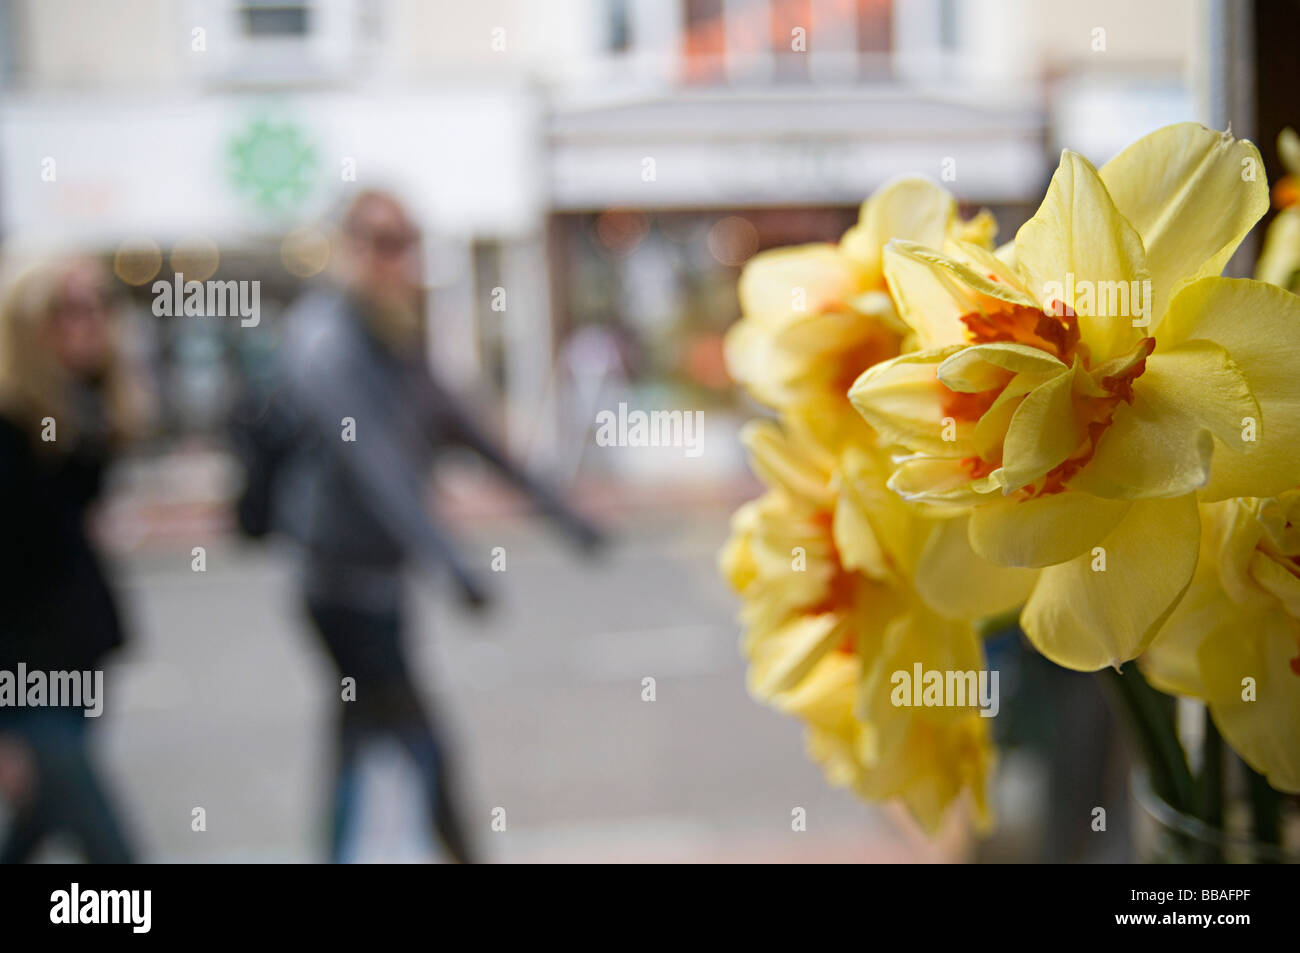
[305,599,475,863]
[0,707,134,863]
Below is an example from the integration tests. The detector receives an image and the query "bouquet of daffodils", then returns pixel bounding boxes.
[720,123,1300,842]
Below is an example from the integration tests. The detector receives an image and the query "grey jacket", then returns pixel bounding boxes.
[270,289,589,613]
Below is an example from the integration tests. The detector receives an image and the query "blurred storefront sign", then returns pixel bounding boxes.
[548,90,1045,210]
[0,89,544,248]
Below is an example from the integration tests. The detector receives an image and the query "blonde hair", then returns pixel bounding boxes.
[0,258,143,450]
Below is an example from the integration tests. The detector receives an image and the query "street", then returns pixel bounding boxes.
[85,508,953,863]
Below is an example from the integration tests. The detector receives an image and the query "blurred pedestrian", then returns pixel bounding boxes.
[234,190,601,863]
[0,257,143,863]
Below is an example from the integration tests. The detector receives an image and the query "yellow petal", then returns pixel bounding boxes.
[724,319,803,409]
[775,649,859,725]
[888,455,1001,504]
[857,609,987,726]
[719,502,760,593]
[737,243,862,325]
[1021,494,1200,670]
[1069,340,1258,500]
[1200,611,1300,793]
[969,491,1132,567]
[912,514,1036,621]
[1211,497,1272,610]
[882,240,1035,350]
[888,716,996,835]
[972,371,1042,459]
[1100,123,1269,318]
[840,176,955,280]
[1255,207,1300,291]
[782,390,876,459]
[997,366,1084,492]
[1015,150,1149,363]
[1258,490,1300,558]
[728,241,896,413]
[854,610,996,831]
[746,613,846,699]
[722,319,770,399]
[804,721,873,792]
[936,341,1066,393]
[1142,568,1237,698]
[772,294,891,360]
[1141,342,1260,446]
[737,521,840,636]
[1249,550,1300,618]
[955,208,998,248]
[848,347,976,455]
[880,245,968,349]
[741,419,835,506]
[834,446,916,582]
[893,239,1038,310]
[941,236,1027,291]
[994,239,1016,268]
[1158,277,1300,500]
[1280,127,1300,177]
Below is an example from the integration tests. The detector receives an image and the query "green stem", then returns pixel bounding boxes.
[1244,760,1282,855]
[1097,663,1195,814]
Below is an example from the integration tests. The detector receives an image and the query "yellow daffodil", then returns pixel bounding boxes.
[719,419,901,704]
[848,123,1300,672]
[1256,127,1300,293]
[1143,491,1300,792]
[720,417,1031,831]
[781,621,997,835]
[726,177,992,453]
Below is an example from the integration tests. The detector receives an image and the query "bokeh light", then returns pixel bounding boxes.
[169,235,221,281]
[112,237,162,286]
[281,226,331,278]
[594,209,650,258]
[707,216,759,267]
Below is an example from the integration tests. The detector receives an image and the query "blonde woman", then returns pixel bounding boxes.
[0,257,142,863]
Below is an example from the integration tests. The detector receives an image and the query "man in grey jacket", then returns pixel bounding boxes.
[245,190,600,863]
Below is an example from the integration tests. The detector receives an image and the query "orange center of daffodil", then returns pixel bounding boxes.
[829,321,903,401]
[807,510,861,655]
[944,301,1155,498]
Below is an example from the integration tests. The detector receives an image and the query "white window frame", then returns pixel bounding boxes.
[188,0,377,87]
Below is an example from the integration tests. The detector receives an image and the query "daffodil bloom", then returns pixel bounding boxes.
[1143,491,1300,793]
[720,417,1031,831]
[784,629,997,835]
[726,177,992,453]
[1256,127,1300,293]
[719,420,903,703]
[849,123,1300,671]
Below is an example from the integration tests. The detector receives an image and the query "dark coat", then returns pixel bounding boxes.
[0,415,125,671]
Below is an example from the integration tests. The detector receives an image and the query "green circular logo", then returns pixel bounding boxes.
[227,116,319,212]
